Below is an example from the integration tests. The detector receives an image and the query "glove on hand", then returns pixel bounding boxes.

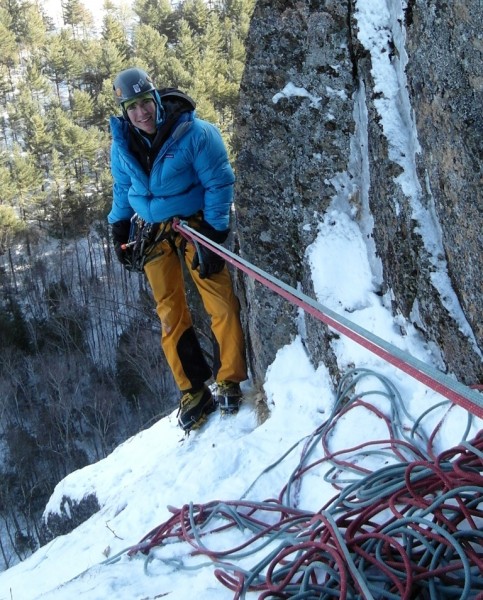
[191,221,229,279]
[111,220,132,267]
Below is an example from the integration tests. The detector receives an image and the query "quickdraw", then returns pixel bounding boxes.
[121,215,175,272]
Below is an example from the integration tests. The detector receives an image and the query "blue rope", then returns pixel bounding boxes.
[123,369,482,598]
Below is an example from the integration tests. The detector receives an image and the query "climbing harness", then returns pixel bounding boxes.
[122,215,177,272]
[172,219,483,419]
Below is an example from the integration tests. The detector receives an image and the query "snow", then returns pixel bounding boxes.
[272,83,323,108]
[1,1,481,599]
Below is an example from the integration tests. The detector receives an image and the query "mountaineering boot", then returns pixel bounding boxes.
[216,381,242,415]
[177,385,216,432]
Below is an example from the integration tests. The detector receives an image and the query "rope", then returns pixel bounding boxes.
[172,220,483,418]
[112,369,482,599]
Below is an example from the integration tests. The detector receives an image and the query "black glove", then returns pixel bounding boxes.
[111,220,132,267]
[191,221,229,279]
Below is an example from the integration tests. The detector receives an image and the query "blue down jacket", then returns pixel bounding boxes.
[108,111,235,231]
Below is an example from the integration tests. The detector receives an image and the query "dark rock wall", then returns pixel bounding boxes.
[405,0,482,366]
[234,0,355,384]
[234,0,482,387]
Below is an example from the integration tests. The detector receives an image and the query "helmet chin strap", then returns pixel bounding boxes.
[153,90,165,127]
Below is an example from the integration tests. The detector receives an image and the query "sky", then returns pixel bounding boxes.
[1,1,481,599]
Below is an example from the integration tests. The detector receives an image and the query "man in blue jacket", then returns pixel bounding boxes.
[108,67,247,433]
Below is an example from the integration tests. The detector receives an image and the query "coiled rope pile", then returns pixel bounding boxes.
[107,369,482,599]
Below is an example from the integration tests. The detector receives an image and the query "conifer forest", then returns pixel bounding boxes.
[0,0,255,570]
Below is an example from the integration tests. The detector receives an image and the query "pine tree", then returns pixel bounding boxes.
[25,113,53,165]
[198,13,225,95]
[2,0,25,44]
[101,13,131,64]
[76,38,104,98]
[223,0,256,37]
[0,153,16,206]
[0,6,18,71]
[45,30,83,101]
[175,18,201,79]
[132,24,170,85]
[99,40,127,84]
[21,2,47,48]
[71,89,94,128]
[5,92,38,146]
[0,205,25,253]
[133,0,174,35]
[62,0,95,39]
[10,146,44,221]
[48,105,106,181]
[24,57,52,102]
[44,147,68,231]
[94,77,120,129]
[0,65,14,114]
[179,0,209,36]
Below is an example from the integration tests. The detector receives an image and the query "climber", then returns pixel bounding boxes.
[108,67,247,432]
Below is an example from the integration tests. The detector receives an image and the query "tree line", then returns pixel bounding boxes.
[0,233,180,568]
[0,0,254,245]
[0,0,255,570]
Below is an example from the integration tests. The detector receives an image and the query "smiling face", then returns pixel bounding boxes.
[125,96,157,134]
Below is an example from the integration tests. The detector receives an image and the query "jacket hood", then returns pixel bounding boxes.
[158,88,196,111]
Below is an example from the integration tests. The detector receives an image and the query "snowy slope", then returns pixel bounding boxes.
[1,206,480,599]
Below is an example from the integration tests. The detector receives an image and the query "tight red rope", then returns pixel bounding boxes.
[172,220,483,419]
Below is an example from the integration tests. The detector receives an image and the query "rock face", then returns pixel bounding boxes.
[404,0,482,371]
[234,0,482,388]
[234,0,354,385]
[42,494,100,542]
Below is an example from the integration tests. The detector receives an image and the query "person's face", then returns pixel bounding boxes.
[125,97,156,134]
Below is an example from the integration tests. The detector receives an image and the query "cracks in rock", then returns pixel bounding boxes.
[346,0,359,81]
[405,0,416,27]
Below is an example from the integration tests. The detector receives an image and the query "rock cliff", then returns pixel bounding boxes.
[233,0,482,389]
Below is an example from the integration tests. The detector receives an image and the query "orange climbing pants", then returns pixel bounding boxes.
[143,226,247,392]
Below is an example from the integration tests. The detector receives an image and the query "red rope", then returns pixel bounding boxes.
[172,220,483,419]
[127,396,483,598]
